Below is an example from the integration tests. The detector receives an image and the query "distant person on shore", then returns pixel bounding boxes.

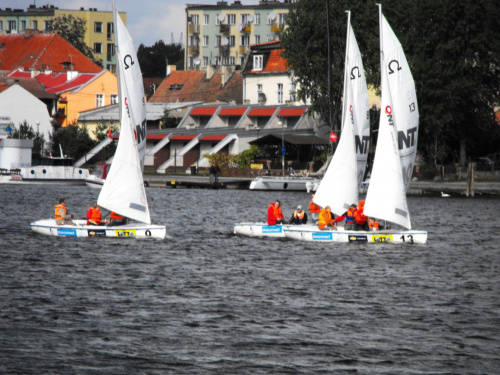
[267,200,285,225]
[209,163,221,184]
[289,205,308,225]
[308,194,321,224]
[55,198,74,225]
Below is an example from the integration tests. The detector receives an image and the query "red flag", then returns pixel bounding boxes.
[330,131,338,143]
[108,127,112,139]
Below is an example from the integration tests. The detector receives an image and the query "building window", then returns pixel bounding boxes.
[215,35,221,47]
[44,20,53,32]
[277,83,284,104]
[204,14,209,25]
[229,35,235,47]
[213,56,221,66]
[241,14,251,24]
[8,20,17,32]
[190,14,199,25]
[227,57,235,65]
[94,43,103,54]
[290,81,297,102]
[215,14,221,25]
[254,35,260,45]
[110,94,118,105]
[106,64,116,73]
[253,55,263,71]
[94,22,103,33]
[240,35,250,46]
[255,13,261,25]
[203,56,208,68]
[96,94,104,107]
[107,43,115,61]
[239,57,245,66]
[203,35,209,47]
[31,20,38,29]
[20,20,26,32]
[107,22,114,41]
[0,21,3,31]
[257,84,263,101]
[267,13,274,25]
[227,14,236,25]
[278,13,287,27]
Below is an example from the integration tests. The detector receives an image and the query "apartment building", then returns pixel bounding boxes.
[185,0,295,71]
[0,4,126,73]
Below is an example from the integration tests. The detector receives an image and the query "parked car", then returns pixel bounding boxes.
[473,157,494,166]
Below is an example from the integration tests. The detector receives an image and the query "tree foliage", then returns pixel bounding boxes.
[50,122,96,160]
[281,0,500,164]
[7,120,46,155]
[52,15,103,68]
[137,40,185,77]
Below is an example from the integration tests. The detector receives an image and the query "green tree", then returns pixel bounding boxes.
[50,122,97,160]
[8,120,46,155]
[137,40,185,77]
[92,121,118,161]
[52,14,103,68]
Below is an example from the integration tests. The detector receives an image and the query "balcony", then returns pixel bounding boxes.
[219,24,230,33]
[239,23,251,33]
[271,21,282,33]
[188,24,200,34]
[188,45,200,55]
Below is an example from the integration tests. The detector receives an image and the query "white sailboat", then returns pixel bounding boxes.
[30,1,166,239]
[284,8,427,244]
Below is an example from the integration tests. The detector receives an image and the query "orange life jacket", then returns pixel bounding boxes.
[318,209,335,230]
[309,202,321,213]
[368,221,380,230]
[110,211,123,220]
[346,208,357,224]
[273,206,283,219]
[294,210,305,219]
[90,209,102,225]
[55,204,66,220]
[355,209,367,225]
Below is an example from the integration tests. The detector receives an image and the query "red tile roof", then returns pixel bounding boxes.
[219,107,248,116]
[260,49,287,73]
[248,107,277,117]
[0,76,56,99]
[278,107,307,117]
[148,70,242,104]
[0,33,101,73]
[190,106,218,116]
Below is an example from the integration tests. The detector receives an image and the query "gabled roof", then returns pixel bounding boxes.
[0,76,56,100]
[243,41,289,75]
[0,32,101,73]
[8,69,103,94]
[148,70,242,104]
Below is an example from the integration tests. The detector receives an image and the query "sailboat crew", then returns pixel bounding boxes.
[55,198,74,225]
[267,200,285,225]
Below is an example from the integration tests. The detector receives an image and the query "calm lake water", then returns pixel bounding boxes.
[1,184,499,374]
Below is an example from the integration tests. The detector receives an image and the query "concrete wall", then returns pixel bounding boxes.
[0,138,33,169]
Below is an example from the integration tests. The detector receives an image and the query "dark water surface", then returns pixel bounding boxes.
[1,185,499,374]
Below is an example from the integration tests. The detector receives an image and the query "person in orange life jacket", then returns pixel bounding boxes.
[355,200,369,231]
[308,194,321,224]
[87,204,104,226]
[318,206,339,230]
[86,203,96,225]
[289,205,308,224]
[267,200,285,225]
[55,198,74,225]
[368,217,382,231]
[108,211,127,226]
[335,203,358,230]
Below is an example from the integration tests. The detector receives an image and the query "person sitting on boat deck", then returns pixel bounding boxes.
[335,203,357,230]
[86,203,96,225]
[308,194,321,224]
[267,200,285,225]
[289,205,308,225]
[87,204,104,226]
[368,217,383,231]
[108,211,127,226]
[318,206,338,230]
[55,198,74,225]
[355,200,369,231]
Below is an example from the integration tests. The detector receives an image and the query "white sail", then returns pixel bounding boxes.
[346,15,371,188]
[97,3,151,224]
[380,13,419,191]
[364,8,413,229]
[313,13,361,216]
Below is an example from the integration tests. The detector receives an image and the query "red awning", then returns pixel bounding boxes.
[248,107,277,117]
[190,106,218,116]
[171,135,197,141]
[219,107,247,116]
[201,135,226,141]
[278,107,306,117]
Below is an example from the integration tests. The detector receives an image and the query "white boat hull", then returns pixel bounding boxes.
[233,222,288,237]
[283,225,428,244]
[85,175,105,189]
[249,176,320,192]
[30,219,166,239]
